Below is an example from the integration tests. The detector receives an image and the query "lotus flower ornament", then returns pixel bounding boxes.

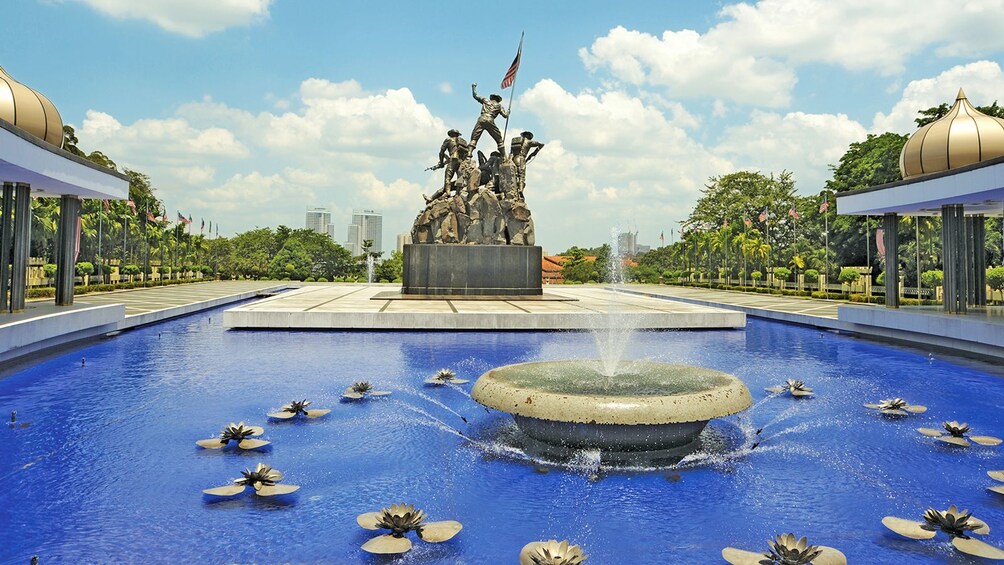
[723,533,846,564]
[864,398,927,416]
[987,470,1004,495]
[883,505,1004,559]
[765,380,814,397]
[425,368,469,385]
[519,539,587,565]
[203,462,300,497]
[341,381,392,400]
[196,422,269,449]
[356,502,462,554]
[917,421,1001,447]
[267,399,331,419]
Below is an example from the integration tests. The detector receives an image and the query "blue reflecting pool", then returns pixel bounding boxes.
[1,305,1003,564]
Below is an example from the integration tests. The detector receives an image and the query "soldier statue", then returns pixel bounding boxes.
[424,129,469,202]
[510,131,544,198]
[469,82,508,154]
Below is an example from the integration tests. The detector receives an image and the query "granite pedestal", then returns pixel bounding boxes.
[402,244,542,296]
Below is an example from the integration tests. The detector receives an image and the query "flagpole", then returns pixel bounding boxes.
[500,31,524,154]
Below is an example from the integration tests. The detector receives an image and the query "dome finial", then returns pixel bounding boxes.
[957,88,967,101]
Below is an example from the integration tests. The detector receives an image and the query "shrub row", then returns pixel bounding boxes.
[27,278,211,299]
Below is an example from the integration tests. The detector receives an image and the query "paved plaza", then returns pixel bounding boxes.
[222,284,746,330]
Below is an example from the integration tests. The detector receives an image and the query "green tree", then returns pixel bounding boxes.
[269,240,312,280]
[375,250,404,282]
[231,228,277,279]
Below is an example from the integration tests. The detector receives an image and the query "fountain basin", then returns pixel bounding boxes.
[472,360,752,450]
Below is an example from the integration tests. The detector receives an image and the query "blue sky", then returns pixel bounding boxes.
[5,1,1004,252]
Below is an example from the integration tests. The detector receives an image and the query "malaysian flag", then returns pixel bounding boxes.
[744,217,752,228]
[758,209,768,223]
[146,211,156,222]
[501,33,523,89]
[819,199,830,214]
[788,207,800,220]
[127,200,137,214]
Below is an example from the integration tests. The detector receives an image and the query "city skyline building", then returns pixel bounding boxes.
[346,209,383,256]
[305,207,332,237]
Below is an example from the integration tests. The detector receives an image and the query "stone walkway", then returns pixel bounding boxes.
[618,284,842,329]
[223,284,745,330]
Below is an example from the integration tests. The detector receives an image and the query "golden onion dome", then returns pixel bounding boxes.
[0,65,64,148]
[900,88,1004,179]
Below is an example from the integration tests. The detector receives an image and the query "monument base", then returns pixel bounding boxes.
[402,244,542,296]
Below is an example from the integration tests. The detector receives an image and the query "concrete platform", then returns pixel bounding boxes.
[838,303,1004,359]
[1,281,288,365]
[222,284,746,330]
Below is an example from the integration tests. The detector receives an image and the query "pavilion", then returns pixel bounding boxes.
[836,89,1004,314]
[0,65,129,312]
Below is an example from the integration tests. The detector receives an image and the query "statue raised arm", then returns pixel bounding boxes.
[469,82,508,154]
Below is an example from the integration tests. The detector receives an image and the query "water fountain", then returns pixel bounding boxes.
[366,255,375,284]
[471,228,753,455]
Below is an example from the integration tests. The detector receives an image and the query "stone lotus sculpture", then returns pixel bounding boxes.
[267,399,331,419]
[765,380,814,397]
[356,502,462,554]
[203,462,300,497]
[988,470,1004,495]
[917,421,1002,446]
[196,422,269,449]
[519,539,587,565]
[722,533,846,564]
[341,381,392,400]
[883,505,1004,559]
[425,368,469,386]
[864,398,927,416]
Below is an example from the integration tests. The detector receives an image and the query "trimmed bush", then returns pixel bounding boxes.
[121,264,141,276]
[317,277,329,282]
[43,263,57,278]
[773,267,791,281]
[838,267,860,285]
[986,267,1004,293]
[921,270,943,288]
[75,262,94,277]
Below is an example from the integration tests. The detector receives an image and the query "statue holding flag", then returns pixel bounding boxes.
[412,33,538,246]
[469,83,508,155]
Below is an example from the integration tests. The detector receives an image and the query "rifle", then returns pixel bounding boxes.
[425,163,445,171]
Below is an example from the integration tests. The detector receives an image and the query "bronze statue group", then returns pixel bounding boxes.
[411,83,544,246]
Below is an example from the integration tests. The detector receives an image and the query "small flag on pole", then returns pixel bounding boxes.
[146,211,156,222]
[819,200,830,214]
[876,228,886,256]
[201,218,205,232]
[127,200,136,214]
[177,211,185,223]
[758,209,768,223]
[102,199,110,212]
[501,34,523,89]
[659,231,665,244]
[788,207,799,220]
[744,217,752,228]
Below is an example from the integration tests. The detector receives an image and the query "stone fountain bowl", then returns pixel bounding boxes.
[472,360,752,451]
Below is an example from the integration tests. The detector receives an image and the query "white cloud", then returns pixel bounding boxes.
[581,1,1004,107]
[519,80,734,247]
[438,82,453,94]
[67,0,272,37]
[717,110,868,191]
[78,110,248,168]
[872,61,1004,134]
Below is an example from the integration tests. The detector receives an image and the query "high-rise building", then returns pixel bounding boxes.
[346,209,383,256]
[396,233,412,253]
[305,207,332,236]
[617,230,639,256]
